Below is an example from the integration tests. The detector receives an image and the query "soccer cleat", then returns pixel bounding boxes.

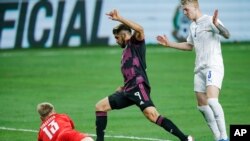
[218,139,229,141]
[187,135,194,141]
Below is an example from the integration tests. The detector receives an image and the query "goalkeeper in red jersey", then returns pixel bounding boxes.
[37,102,93,141]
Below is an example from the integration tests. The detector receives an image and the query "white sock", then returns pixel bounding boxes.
[198,105,220,140]
[208,98,228,140]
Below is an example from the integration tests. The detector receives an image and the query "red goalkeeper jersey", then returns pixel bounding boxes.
[38,113,86,141]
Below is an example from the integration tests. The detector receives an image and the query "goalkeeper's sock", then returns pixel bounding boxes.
[155,115,187,141]
[95,111,107,141]
[208,98,228,140]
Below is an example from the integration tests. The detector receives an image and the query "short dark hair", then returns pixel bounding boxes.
[113,24,132,34]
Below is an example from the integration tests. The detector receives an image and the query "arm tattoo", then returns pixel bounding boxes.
[216,24,230,39]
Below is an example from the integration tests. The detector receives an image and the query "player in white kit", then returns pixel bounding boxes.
[156,0,230,141]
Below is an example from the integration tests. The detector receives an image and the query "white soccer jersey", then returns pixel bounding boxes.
[187,15,224,73]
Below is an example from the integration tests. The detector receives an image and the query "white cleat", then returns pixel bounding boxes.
[187,135,194,141]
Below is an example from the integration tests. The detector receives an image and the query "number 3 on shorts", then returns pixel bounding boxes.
[207,70,212,82]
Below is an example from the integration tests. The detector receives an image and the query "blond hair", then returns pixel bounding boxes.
[181,0,199,6]
[37,102,55,118]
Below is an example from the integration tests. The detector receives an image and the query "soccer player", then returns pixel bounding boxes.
[37,102,93,141]
[95,9,194,141]
[156,0,230,141]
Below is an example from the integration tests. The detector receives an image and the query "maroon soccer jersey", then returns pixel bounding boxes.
[38,114,86,141]
[121,35,150,91]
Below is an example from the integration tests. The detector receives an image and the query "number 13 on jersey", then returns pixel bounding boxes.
[42,120,60,139]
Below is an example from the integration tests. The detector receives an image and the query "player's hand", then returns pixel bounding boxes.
[106,9,121,21]
[115,86,124,92]
[212,9,219,27]
[156,35,170,47]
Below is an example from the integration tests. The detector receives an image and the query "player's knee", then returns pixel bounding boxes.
[82,137,94,141]
[95,98,111,112]
[95,102,104,111]
[197,100,207,106]
[196,92,208,106]
[197,97,208,106]
[143,107,159,122]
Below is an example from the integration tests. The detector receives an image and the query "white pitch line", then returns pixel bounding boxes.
[0,126,38,133]
[0,126,171,141]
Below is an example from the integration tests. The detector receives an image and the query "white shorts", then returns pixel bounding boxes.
[194,68,224,93]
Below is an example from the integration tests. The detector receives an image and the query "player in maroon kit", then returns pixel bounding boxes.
[94,9,194,141]
[37,102,93,141]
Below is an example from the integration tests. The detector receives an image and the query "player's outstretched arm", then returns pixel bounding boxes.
[156,35,193,51]
[213,9,230,39]
[106,9,144,41]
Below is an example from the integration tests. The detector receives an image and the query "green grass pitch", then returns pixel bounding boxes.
[0,43,250,141]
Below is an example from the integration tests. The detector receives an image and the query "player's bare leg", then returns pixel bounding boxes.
[206,86,228,140]
[95,97,111,141]
[95,97,112,112]
[143,106,193,141]
[143,106,159,122]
